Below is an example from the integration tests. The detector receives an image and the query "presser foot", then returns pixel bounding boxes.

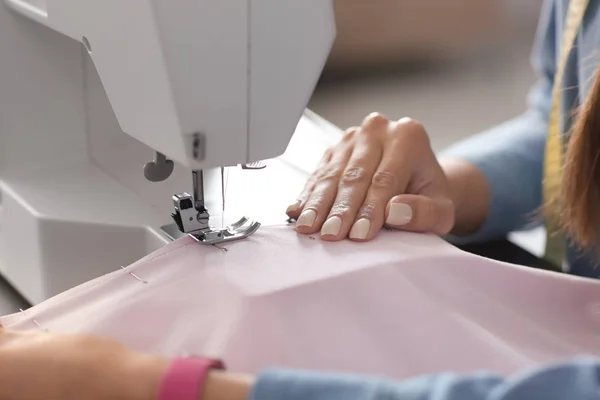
[161,215,261,245]
[161,192,260,245]
[188,217,261,245]
[161,216,260,245]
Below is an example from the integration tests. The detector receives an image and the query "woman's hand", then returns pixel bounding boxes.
[0,325,168,400]
[287,113,455,241]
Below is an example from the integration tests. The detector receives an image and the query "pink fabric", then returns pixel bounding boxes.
[2,225,600,379]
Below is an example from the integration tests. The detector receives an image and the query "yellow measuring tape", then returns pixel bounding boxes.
[543,0,590,269]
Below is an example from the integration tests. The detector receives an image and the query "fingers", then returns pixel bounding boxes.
[319,114,390,240]
[320,135,383,240]
[385,194,455,235]
[286,149,334,220]
[347,120,416,241]
[294,140,355,234]
[348,171,401,241]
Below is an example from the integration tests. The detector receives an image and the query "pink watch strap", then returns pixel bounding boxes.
[156,357,225,400]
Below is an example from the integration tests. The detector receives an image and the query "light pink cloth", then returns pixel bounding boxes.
[2,225,600,379]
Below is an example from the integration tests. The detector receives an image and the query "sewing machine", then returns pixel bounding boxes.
[0,0,337,304]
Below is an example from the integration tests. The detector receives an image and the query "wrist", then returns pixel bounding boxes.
[154,356,230,400]
[117,355,249,400]
[440,158,490,236]
[203,371,254,400]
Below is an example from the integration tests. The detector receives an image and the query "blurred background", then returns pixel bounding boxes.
[309,0,544,152]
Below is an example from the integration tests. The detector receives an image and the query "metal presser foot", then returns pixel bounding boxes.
[160,170,261,245]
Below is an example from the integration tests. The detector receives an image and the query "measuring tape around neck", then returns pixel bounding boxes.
[543,0,590,268]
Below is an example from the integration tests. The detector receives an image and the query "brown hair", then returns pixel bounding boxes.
[562,70,600,251]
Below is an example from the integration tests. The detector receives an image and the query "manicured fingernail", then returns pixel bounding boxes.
[321,216,342,237]
[287,201,301,213]
[387,203,413,226]
[349,218,370,240]
[297,209,317,228]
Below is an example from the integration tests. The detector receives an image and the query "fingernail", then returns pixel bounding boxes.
[321,216,342,237]
[386,203,413,226]
[297,209,317,228]
[287,201,301,213]
[349,218,370,240]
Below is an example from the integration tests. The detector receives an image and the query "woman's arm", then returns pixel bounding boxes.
[201,357,600,400]
[440,106,550,241]
[440,0,556,242]
[3,327,600,400]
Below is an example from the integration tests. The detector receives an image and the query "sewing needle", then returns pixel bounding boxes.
[221,166,225,228]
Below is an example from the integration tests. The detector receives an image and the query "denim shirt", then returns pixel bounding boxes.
[252,358,600,400]
[251,2,600,399]
[443,0,600,277]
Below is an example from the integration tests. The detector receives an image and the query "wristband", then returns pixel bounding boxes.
[156,356,225,400]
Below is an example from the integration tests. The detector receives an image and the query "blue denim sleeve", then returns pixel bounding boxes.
[251,357,600,400]
[440,0,556,243]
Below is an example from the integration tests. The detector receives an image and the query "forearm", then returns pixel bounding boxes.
[438,111,547,243]
[125,354,600,400]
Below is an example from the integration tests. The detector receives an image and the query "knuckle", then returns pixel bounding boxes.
[342,127,359,141]
[359,202,377,219]
[394,118,430,145]
[317,165,344,183]
[329,202,352,216]
[362,112,389,129]
[340,166,369,185]
[371,170,397,189]
[397,117,424,130]
[304,193,326,208]
[302,175,317,192]
[296,189,311,204]
[318,148,335,166]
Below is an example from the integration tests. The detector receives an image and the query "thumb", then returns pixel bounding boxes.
[385,194,455,235]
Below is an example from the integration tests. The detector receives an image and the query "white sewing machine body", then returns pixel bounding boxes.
[0,0,336,304]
